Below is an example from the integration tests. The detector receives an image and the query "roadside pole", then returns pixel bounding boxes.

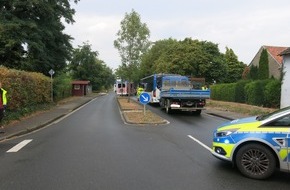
[49,69,55,102]
[139,92,151,116]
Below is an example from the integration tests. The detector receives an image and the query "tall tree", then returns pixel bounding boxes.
[223,47,245,83]
[258,48,269,79]
[198,40,227,83]
[154,38,200,76]
[70,42,99,80]
[114,9,150,83]
[69,42,114,91]
[0,0,79,75]
[139,38,177,77]
[140,38,227,83]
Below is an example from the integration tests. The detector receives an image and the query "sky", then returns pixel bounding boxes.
[64,0,290,70]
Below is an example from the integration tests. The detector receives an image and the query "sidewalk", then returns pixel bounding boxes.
[0,93,101,142]
[0,93,247,141]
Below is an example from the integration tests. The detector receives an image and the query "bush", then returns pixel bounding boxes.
[210,84,223,100]
[0,66,51,110]
[210,83,236,102]
[0,66,77,124]
[245,80,267,106]
[53,72,72,102]
[211,79,280,108]
[235,80,250,103]
[264,80,281,108]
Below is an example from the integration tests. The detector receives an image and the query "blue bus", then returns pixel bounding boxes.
[140,73,181,103]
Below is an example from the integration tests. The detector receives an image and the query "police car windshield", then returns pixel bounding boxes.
[256,106,290,121]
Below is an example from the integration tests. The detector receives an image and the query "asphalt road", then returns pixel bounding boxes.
[0,93,289,190]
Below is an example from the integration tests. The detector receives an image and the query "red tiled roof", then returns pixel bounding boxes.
[264,46,288,65]
[71,80,90,85]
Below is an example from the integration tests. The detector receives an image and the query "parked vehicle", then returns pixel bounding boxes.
[140,74,171,103]
[212,106,290,179]
[159,75,210,114]
[140,74,210,114]
[115,80,136,96]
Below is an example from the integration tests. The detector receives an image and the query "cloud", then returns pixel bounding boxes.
[65,0,290,70]
[65,13,122,69]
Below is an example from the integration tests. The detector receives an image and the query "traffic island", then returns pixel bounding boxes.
[117,97,168,125]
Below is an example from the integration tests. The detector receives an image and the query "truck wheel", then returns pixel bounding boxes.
[165,99,171,114]
[235,143,276,180]
[160,98,165,108]
[193,110,201,115]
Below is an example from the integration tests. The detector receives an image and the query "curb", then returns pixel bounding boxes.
[122,110,169,125]
[206,112,235,121]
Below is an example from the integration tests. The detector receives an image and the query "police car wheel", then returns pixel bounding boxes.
[235,143,276,180]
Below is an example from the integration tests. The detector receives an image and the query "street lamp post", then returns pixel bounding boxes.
[48,69,55,102]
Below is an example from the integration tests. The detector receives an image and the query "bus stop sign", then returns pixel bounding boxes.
[139,92,151,104]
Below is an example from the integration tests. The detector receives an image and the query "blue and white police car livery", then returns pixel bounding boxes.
[212,106,290,180]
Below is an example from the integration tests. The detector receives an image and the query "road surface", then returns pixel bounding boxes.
[0,93,289,190]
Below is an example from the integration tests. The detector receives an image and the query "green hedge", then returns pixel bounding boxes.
[0,66,51,110]
[245,80,266,106]
[264,80,281,108]
[210,79,281,108]
[0,66,73,110]
[235,80,250,103]
[210,83,236,102]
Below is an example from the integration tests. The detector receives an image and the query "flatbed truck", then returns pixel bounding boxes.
[158,75,210,114]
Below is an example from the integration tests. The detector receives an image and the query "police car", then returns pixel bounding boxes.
[212,106,290,180]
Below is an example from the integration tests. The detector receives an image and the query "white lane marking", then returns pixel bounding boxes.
[187,135,213,152]
[7,139,33,153]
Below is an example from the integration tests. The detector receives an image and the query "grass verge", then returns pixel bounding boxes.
[206,99,277,116]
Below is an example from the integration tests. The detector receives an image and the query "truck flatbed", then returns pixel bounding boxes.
[160,89,210,99]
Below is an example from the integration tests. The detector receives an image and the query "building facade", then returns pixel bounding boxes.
[71,81,91,96]
[279,48,290,108]
[249,46,288,79]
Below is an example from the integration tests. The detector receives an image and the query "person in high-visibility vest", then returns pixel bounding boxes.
[202,85,208,90]
[137,84,144,101]
[0,82,7,133]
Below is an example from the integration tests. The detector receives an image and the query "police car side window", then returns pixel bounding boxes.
[266,114,290,127]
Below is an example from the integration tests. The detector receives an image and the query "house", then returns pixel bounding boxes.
[279,48,290,108]
[71,80,92,96]
[249,45,288,79]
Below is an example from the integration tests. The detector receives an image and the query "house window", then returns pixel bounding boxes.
[74,84,80,90]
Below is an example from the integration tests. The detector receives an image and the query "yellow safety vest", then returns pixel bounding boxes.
[1,88,7,105]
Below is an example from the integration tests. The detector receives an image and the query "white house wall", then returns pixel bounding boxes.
[280,55,290,108]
